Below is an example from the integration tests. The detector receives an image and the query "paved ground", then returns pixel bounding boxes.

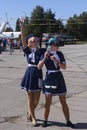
[0,44,87,130]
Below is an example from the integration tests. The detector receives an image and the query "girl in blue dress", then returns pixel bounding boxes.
[38,38,74,128]
[20,20,45,126]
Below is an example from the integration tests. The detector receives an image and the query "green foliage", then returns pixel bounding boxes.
[15,18,20,31]
[15,5,64,37]
[67,12,87,40]
[5,27,13,32]
[15,6,87,41]
[29,6,45,36]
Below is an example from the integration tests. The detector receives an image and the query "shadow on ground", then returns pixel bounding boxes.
[37,119,87,129]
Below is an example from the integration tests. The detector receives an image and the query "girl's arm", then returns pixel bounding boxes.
[38,57,46,70]
[38,51,50,70]
[58,62,66,70]
[20,19,27,47]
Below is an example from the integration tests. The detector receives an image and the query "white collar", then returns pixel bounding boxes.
[49,50,56,55]
[31,48,37,52]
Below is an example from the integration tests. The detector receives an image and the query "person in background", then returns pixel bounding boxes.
[8,39,14,55]
[19,40,22,52]
[0,40,2,54]
[20,20,45,127]
[38,37,75,128]
[2,38,7,51]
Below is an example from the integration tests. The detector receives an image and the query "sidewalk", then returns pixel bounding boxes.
[0,44,87,130]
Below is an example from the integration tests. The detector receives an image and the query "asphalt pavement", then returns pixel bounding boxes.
[0,44,87,130]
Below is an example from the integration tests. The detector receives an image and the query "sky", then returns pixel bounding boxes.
[0,0,87,30]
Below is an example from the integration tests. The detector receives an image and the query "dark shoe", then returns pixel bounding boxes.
[67,121,75,128]
[42,121,48,127]
[32,120,38,127]
[27,112,32,122]
[32,123,38,127]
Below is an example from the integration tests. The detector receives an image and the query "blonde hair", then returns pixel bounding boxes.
[27,37,39,49]
[28,39,33,48]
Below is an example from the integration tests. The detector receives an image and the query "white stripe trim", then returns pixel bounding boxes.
[21,86,41,92]
[43,91,67,96]
[45,85,57,89]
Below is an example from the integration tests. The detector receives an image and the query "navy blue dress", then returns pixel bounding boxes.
[43,51,67,96]
[21,46,46,92]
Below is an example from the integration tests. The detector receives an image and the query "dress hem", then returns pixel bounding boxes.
[42,91,67,96]
[20,86,42,92]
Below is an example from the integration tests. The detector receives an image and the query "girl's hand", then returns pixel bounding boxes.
[19,17,25,27]
[50,55,59,65]
[50,55,56,61]
[44,51,50,59]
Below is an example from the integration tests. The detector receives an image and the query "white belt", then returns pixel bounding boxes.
[47,70,60,74]
[28,64,37,67]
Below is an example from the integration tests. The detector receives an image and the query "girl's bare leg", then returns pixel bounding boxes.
[59,95,75,128]
[27,92,36,125]
[44,94,52,121]
[59,95,70,122]
[27,91,41,125]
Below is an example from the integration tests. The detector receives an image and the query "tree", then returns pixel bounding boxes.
[78,12,87,40]
[5,27,13,32]
[15,18,20,31]
[29,5,45,37]
[44,9,56,33]
[66,12,87,40]
[44,9,64,33]
[15,6,64,39]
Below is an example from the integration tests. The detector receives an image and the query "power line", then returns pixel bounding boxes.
[21,18,87,25]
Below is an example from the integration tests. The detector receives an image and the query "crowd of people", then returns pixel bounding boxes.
[19,20,75,128]
[0,38,22,55]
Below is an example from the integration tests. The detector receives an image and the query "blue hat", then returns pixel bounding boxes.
[26,34,37,43]
[47,37,60,46]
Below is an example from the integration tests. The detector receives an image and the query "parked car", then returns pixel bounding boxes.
[56,35,77,44]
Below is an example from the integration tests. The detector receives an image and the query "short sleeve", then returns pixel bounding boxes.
[22,46,31,55]
[40,48,46,55]
[57,51,66,64]
[40,55,44,61]
[39,48,46,61]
